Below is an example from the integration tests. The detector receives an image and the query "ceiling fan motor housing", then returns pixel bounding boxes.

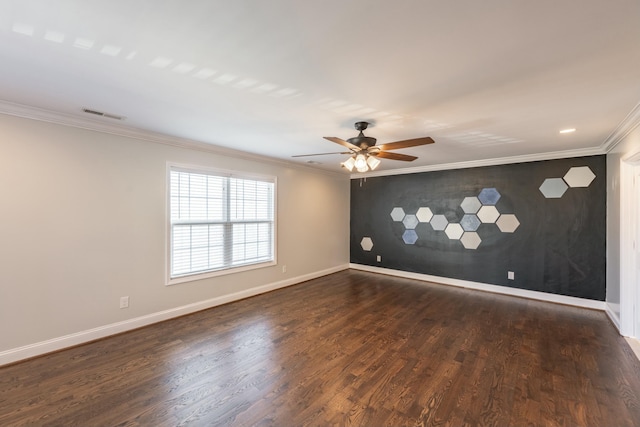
[349,121,376,149]
[348,134,377,149]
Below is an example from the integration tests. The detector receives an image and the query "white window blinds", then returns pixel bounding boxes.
[169,167,275,280]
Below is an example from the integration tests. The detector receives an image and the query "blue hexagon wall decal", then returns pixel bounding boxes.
[402,229,419,244]
[478,188,501,205]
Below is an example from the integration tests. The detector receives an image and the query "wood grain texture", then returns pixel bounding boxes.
[1,270,639,426]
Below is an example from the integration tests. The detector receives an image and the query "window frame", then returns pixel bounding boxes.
[166,162,277,286]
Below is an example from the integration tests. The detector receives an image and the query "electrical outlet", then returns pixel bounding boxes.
[119,296,129,309]
[508,271,515,280]
[376,255,381,262]
[282,265,287,273]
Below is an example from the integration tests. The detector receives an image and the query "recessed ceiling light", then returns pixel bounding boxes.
[559,128,576,134]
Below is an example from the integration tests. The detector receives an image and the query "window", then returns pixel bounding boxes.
[168,165,275,283]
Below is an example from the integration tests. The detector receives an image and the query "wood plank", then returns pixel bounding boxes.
[1,270,639,426]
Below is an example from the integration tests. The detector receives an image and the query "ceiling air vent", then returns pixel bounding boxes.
[82,108,125,121]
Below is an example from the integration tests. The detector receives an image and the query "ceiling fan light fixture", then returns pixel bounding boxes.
[341,156,355,171]
[366,155,381,170]
[354,153,368,172]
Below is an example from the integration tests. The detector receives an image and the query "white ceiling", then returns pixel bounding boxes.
[1,1,639,173]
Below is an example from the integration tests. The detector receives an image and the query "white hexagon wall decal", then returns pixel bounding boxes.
[478,188,501,205]
[460,197,482,214]
[416,207,434,223]
[477,205,500,223]
[445,223,464,240]
[360,237,374,251]
[402,229,418,244]
[563,166,595,188]
[460,232,482,249]
[430,214,449,231]
[402,214,419,230]
[390,207,406,221]
[539,178,568,198]
[496,214,520,233]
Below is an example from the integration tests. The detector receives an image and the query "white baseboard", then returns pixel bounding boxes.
[0,264,349,367]
[605,302,622,332]
[350,263,606,311]
[625,337,640,362]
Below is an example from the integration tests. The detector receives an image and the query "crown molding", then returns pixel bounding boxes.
[350,101,640,179]
[352,146,605,178]
[0,100,346,179]
[600,101,640,153]
[4,99,631,181]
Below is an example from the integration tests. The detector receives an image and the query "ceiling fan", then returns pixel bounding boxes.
[293,121,434,172]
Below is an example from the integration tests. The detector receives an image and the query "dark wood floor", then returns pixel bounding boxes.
[1,270,640,426]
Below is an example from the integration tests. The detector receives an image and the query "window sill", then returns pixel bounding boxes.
[166,260,277,286]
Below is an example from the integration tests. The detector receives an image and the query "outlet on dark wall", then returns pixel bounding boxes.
[350,155,606,301]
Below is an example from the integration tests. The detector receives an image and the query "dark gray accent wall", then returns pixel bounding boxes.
[350,155,606,300]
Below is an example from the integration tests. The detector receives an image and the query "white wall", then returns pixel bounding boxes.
[0,114,350,361]
[607,125,640,329]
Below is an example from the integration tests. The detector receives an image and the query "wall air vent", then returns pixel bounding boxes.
[82,108,125,121]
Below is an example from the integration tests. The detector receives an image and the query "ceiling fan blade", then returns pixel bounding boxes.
[373,151,418,161]
[376,137,434,151]
[292,151,352,157]
[324,136,360,151]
